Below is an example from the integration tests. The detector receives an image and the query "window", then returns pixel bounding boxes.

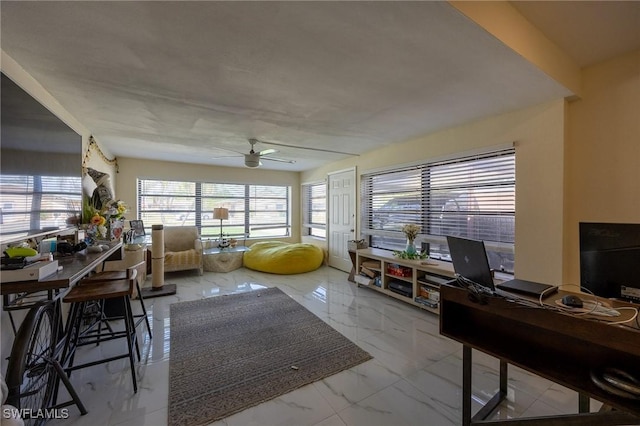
[302,181,327,238]
[137,179,291,239]
[0,174,82,239]
[246,185,290,238]
[361,147,515,273]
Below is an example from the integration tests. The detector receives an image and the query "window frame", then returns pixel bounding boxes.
[137,179,291,239]
[360,146,516,273]
[301,181,327,239]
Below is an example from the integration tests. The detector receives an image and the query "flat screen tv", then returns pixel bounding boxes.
[1,72,83,243]
[579,222,640,303]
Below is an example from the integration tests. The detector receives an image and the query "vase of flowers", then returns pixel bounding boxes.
[405,240,417,255]
[402,224,420,255]
[84,198,129,242]
[393,224,427,259]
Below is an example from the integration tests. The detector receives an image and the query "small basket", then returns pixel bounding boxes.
[420,286,431,299]
[348,239,368,251]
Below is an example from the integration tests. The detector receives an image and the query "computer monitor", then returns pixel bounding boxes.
[580,222,640,303]
[446,235,495,292]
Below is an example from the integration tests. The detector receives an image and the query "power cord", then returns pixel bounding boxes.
[454,274,494,305]
[453,276,640,326]
[559,284,639,326]
[553,298,620,317]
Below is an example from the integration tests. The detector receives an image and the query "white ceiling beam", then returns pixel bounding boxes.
[450,1,582,99]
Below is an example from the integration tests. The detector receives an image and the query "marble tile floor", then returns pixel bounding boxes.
[49,266,602,426]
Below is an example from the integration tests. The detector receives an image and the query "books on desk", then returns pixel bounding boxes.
[0,260,59,283]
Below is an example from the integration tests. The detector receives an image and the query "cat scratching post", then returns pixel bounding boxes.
[151,224,164,288]
[140,224,176,298]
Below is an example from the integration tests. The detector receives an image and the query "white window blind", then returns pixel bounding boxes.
[137,179,291,239]
[302,181,327,238]
[0,174,82,238]
[361,147,515,273]
[201,182,245,238]
[137,179,196,230]
[247,185,290,238]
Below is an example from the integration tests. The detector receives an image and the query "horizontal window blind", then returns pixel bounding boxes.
[361,147,515,272]
[137,179,196,228]
[302,182,327,238]
[248,185,290,238]
[0,174,81,238]
[202,182,245,237]
[137,179,290,239]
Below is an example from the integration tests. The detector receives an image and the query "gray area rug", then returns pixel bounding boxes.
[168,287,372,426]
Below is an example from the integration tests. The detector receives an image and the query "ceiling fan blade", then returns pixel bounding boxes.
[211,154,243,159]
[255,139,359,156]
[212,145,245,157]
[261,156,296,164]
[258,148,278,156]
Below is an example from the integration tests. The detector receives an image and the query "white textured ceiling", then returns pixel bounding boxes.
[1,1,637,171]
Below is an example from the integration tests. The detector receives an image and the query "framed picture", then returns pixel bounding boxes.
[129,220,145,237]
[110,219,125,240]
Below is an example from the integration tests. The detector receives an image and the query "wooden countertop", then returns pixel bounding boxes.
[1,242,123,295]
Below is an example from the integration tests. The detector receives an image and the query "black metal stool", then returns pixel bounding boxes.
[60,269,140,393]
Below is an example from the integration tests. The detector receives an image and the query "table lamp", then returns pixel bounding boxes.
[213,207,229,241]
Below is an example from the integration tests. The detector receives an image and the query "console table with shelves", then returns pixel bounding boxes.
[355,247,456,314]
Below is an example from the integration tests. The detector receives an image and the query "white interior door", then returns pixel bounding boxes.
[327,168,356,272]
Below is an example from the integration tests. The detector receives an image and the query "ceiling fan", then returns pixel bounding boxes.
[244,139,295,168]
[213,138,359,168]
[210,139,296,168]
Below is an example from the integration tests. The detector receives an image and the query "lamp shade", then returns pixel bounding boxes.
[213,207,229,220]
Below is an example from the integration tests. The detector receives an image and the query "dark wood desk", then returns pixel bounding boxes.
[440,285,640,425]
[1,242,123,416]
[1,242,123,307]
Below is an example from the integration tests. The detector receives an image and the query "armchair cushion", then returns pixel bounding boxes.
[164,226,199,252]
[163,226,203,275]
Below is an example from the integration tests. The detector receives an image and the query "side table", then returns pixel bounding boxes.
[348,249,357,282]
[203,246,250,273]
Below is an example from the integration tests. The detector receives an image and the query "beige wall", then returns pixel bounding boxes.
[303,100,566,285]
[564,49,640,285]
[115,157,301,242]
[82,139,118,195]
[303,50,639,288]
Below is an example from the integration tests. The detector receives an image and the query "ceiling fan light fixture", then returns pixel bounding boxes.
[244,153,261,168]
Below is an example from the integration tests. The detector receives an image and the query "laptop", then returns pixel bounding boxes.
[446,236,496,292]
[446,235,558,298]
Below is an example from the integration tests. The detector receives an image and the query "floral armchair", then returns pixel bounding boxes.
[163,226,203,275]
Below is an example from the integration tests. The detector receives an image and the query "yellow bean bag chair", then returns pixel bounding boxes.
[244,241,324,274]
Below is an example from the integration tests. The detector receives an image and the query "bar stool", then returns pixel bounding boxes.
[61,269,140,393]
[81,261,152,338]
